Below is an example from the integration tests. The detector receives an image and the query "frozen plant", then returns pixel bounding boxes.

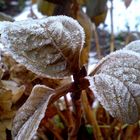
[0,16,140,140]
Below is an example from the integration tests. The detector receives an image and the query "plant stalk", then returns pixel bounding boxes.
[110,0,115,52]
[81,90,103,140]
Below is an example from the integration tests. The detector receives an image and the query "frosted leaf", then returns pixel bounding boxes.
[89,50,140,124]
[12,85,54,140]
[123,40,140,54]
[0,16,85,78]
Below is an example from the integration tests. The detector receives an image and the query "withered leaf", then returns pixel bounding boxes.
[12,85,54,140]
[10,64,36,84]
[89,50,140,124]
[0,80,25,120]
[1,80,25,104]
[0,87,13,119]
[0,16,85,79]
[0,119,12,140]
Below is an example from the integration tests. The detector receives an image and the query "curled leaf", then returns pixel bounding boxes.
[89,50,140,124]
[0,16,85,78]
[12,85,54,140]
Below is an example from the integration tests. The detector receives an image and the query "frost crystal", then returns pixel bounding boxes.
[0,16,85,78]
[90,49,140,124]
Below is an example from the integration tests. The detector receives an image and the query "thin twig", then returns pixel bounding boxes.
[64,95,75,133]
[110,0,115,52]
[56,104,69,126]
[107,119,118,139]
[69,96,82,140]
[49,78,90,105]
[92,23,102,59]
[44,119,64,140]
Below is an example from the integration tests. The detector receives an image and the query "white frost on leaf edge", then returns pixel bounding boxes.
[123,40,140,53]
[88,49,140,124]
[0,15,85,78]
[89,49,140,76]
[0,15,85,51]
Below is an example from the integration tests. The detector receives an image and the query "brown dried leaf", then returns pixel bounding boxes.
[0,80,25,119]
[0,87,14,119]
[0,119,12,140]
[12,85,54,140]
[1,80,25,103]
[2,53,17,69]
[10,64,36,84]
[89,50,140,124]
[0,16,85,79]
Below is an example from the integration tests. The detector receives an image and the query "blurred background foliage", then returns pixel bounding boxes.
[0,0,25,16]
[0,0,140,140]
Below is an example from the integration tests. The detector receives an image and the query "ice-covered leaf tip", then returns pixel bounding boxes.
[0,16,85,78]
[89,41,140,124]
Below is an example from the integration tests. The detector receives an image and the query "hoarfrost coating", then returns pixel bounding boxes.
[0,16,85,78]
[89,49,140,124]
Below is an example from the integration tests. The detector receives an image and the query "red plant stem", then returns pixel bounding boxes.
[81,90,103,140]
[48,66,90,140]
[49,77,90,105]
[64,95,75,132]
[69,88,82,140]
[68,66,87,140]
[44,119,64,140]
